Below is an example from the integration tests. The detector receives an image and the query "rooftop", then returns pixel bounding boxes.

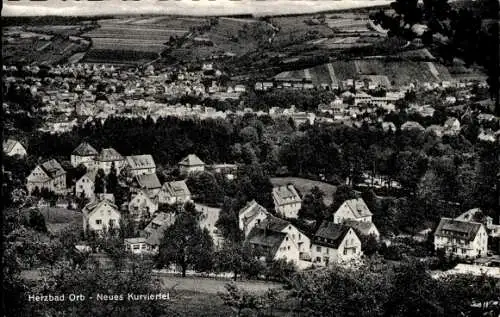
[96,148,123,162]
[126,154,156,170]
[435,217,483,242]
[179,154,205,167]
[72,142,98,156]
[314,221,351,249]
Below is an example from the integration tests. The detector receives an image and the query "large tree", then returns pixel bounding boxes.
[156,202,214,277]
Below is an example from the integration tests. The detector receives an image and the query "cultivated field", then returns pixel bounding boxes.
[271,177,337,205]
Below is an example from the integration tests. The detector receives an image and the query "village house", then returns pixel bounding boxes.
[272,185,302,219]
[344,220,380,240]
[3,139,27,157]
[239,200,270,237]
[434,217,488,259]
[75,170,97,200]
[143,212,177,253]
[256,216,312,260]
[158,180,191,205]
[95,148,125,174]
[246,227,301,263]
[443,117,461,136]
[455,208,500,239]
[124,237,151,255]
[128,190,159,221]
[131,173,162,197]
[310,221,362,266]
[82,198,121,236]
[333,198,373,223]
[125,154,156,177]
[178,154,206,175]
[71,142,98,168]
[27,159,67,194]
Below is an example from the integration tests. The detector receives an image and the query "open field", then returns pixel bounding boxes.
[271,177,336,205]
[158,275,283,294]
[38,207,82,234]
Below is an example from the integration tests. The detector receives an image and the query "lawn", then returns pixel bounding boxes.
[37,207,82,233]
[271,177,336,205]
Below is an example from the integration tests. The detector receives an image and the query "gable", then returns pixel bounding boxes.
[28,166,50,182]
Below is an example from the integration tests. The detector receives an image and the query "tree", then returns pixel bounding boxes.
[298,186,327,222]
[330,185,356,212]
[218,283,262,317]
[156,202,214,277]
[94,168,105,194]
[107,162,118,194]
[28,209,47,233]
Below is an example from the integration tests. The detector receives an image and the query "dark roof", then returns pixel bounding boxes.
[256,216,290,232]
[344,220,376,236]
[126,155,156,170]
[96,148,123,162]
[40,159,66,178]
[179,154,205,167]
[435,218,483,242]
[313,221,351,249]
[72,142,98,156]
[135,173,161,189]
[246,227,287,258]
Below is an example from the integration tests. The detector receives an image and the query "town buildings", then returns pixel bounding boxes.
[125,154,156,177]
[75,170,97,200]
[434,218,488,259]
[159,180,191,205]
[82,198,121,235]
[179,154,206,175]
[310,221,362,266]
[3,139,27,157]
[239,200,270,238]
[272,185,302,219]
[26,159,67,194]
[71,142,98,168]
[95,148,125,174]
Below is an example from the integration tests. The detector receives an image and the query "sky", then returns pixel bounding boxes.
[2,0,392,17]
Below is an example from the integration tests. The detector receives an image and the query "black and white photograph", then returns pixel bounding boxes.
[2,0,500,316]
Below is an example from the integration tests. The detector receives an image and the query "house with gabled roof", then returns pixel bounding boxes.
[125,154,156,177]
[27,159,67,194]
[71,142,98,168]
[3,139,27,158]
[344,219,380,240]
[124,237,152,254]
[178,154,205,175]
[246,227,300,263]
[272,185,302,219]
[128,190,158,221]
[238,200,270,237]
[82,198,121,236]
[143,212,177,253]
[333,198,373,223]
[95,148,125,174]
[132,173,162,197]
[455,208,500,238]
[75,169,97,200]
[159,180,191,205]
[434,217,488,258]
[311,221,362,266]
[256,216,312,260]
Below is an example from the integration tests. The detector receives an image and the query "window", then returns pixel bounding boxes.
[96,219,102,225]
[285,237,289,241]
[462,249,466,254]
[316,246,321,252]
[109,219,115,226]
[315,257,321,263]
[133,245,140,250]
[299,234,302,239]
[326,248,329,254]
[343,249,347,255]
[287,246,290,250]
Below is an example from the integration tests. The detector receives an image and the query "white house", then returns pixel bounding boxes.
[434,217,488,259]
[75,170,97,200]
[344,219,380,240]
[256,216,312,260]
[310,221,362,266]
[443,117,461,136]
[95,148,125,174]
[83,199,121,235]
[125,154,156,177]
[246,227,301,263]
[124,237,152,254]
[128,190,158,221]
[178,154,205,175]
[26,159,66,194]
[158,180,192,205]
[71,142,98,168]
[272,185,302,219]
[238,200,270,237]
[3,139,27,157]
[333,198,373,223]
[455,208,500,238]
